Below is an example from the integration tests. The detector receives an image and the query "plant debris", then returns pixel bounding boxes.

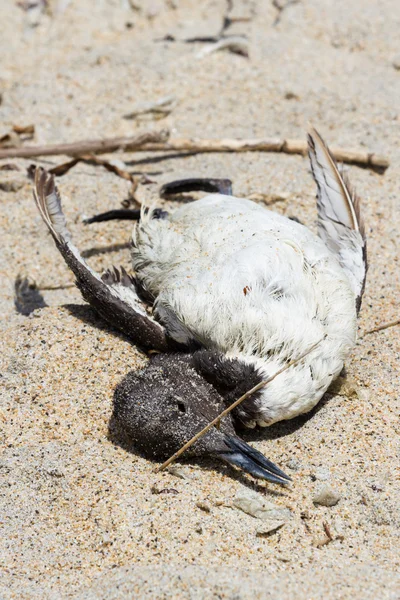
[151,484,179,495]
[363,318,400,335]
[0,129,170,159]
[30,155,142,203]
[123,96,176,120]
[0,132,389,170]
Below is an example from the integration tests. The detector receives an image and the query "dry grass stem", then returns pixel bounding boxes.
[363,318,400,335]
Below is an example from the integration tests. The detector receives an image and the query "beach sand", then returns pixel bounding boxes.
[0,1,399,598]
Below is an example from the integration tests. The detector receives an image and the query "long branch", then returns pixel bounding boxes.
[156,337,324,472]
[0,130,170,159]
[0,133,389,169]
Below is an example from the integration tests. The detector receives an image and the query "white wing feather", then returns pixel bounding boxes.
[308,128,367,311]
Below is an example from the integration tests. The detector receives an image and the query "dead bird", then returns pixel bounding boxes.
[32,129,366,485]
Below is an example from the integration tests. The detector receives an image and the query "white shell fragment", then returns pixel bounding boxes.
[233,489,291,521]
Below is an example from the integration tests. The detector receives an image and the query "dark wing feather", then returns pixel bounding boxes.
[33,168,168,352]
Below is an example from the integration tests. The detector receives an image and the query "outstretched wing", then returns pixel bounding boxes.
[307,128,367,312]
[33,168,169,352]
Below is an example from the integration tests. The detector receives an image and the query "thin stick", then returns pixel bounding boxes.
[363,318,400,335]
[143,138,389,169]
[0,130,170,159]
[0,134,389,169]
[156,337,324,472]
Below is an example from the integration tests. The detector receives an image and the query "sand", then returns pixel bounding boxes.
[0,1,399,598]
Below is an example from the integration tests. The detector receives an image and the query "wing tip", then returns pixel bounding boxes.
[307,127,368,304]
[307,126,330,158]
[33,166,69,243]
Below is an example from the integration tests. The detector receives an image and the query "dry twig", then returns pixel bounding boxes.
[49,155,133,180]
[123,96,176,120]
[0,133,389,170]
[0,130,169,159]
[323,521,333,541]
[156,337,324,472]
[142,137,389,170]
[48,154,140,201]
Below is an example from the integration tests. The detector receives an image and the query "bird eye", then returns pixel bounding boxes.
[176,400,186,413]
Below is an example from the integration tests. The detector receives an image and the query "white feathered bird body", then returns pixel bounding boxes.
[32,129,366,435]
[132,195,358,427]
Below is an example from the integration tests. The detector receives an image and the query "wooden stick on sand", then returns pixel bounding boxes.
[0,130,170,159]
[0,132,389,170]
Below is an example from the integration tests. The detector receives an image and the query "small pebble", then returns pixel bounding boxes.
[313,485,341,507]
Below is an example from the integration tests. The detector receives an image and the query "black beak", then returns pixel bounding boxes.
[219,435,291,485]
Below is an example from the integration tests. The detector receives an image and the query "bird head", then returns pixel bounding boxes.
[112,353,290,485]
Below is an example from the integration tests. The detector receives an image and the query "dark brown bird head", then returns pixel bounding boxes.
[113,353,290,485]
